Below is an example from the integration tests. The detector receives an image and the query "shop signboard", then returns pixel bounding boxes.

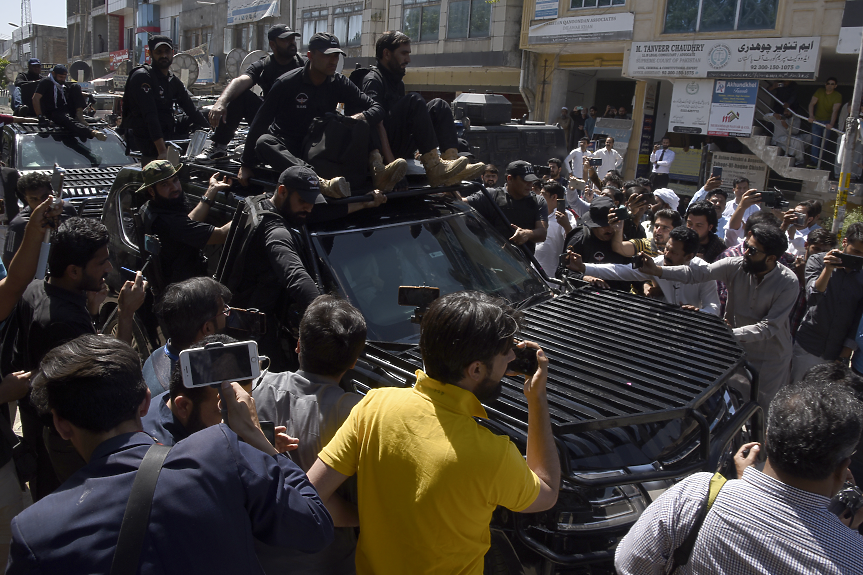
[667,147,702,183]
[628,37,820,80]
[228,0,280,25]
[533,0,559,20]
[838,0,863,54]
[709,152,769,194]
[669,79,714,134]
[109,49,129,72]
[707,80,758,137]
[528,12,634,44]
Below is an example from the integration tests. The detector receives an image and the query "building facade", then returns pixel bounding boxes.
[10,24,67,67]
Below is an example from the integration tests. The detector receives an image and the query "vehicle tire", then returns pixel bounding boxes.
[101,310,155,363]
[483,529,523,575]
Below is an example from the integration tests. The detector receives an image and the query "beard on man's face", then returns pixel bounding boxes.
[473,375,503,403]
[742,255,768,274]
[387,59,406,79]
[278,200,309,227]
[275,43,297,60]
[152,190,186,209]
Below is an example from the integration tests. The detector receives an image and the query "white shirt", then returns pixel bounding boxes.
[593,147,623,179]
[615,468,863,575]
[584,255,720,315]
[534,209,577,275]
[722,199,761,247]
[787,223,821,255]
[564,147,591,174]
[649,147,676,174]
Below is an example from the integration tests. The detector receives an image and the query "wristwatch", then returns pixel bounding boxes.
[201,196,216,207]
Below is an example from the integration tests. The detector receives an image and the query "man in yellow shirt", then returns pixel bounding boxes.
[307,291,560,574]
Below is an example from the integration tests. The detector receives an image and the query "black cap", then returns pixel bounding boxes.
[267,24,300,41]
[148,34,173,53]
[308,32,346,55]
[28,58,40,66]
[581,196,615,229]
[278,166,326,205]
[505,160,539,182]
[52,64,68,75]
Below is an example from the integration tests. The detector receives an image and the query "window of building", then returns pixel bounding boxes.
[570,0,624,9]
[170,16,179,46]
[302,9,328,48]
[664,0,778,33]
[334,4,363,47]
[404,0,440,42]
[447,0,491,39]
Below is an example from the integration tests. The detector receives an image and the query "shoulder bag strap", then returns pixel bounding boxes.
[669,472,727,573]
[109,443,172,575]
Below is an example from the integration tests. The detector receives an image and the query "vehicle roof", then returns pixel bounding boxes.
[6,121,114,137]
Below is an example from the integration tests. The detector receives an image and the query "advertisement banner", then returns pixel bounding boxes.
[228,0,280,25]
[628,37,820,80]
[528,12,633,44]
[709,152,769,195]
[109,49,129,71]
[838,0,863,54]
[669,79,714,134]
[707,80,758,137]
[593,118,633,147]
[533,0,558,20]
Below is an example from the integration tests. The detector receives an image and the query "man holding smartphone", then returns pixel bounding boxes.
[781,200,822,256]
[306,291,559,574]
[791,223,863,383]
[592,137,624,180]
[7,335,334,574]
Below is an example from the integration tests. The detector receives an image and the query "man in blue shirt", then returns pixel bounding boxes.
[7,334,333,575]
[142,277,232,397]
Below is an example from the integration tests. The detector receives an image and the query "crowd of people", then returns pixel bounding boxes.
[0,24,862,575]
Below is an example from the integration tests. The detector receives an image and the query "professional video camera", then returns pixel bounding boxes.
[532,165,552,178]
[758,188,790,210]
[828,482,863,523]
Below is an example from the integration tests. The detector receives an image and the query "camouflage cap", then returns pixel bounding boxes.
[136,160,183,194]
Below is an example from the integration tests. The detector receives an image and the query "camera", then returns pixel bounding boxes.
[532,165,551,178]
[758,190,789,210]
[828,482,863,520]
[508,340,538,376]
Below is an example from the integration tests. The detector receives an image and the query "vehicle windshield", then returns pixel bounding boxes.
[316,211,548,343]
[18,133,132,169]
[93,97,117,111]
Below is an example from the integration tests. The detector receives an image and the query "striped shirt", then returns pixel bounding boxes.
[615,468,863,574]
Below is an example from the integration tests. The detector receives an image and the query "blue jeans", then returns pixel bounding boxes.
[9,87,22,112]
[810,123,827,167]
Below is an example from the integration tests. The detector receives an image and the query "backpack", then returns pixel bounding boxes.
[215,194,284,295]
[119,64,153,128]
[348,65,375,90]
[668,472,728,573]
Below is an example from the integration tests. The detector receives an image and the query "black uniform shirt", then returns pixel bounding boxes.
[34,77,65,116]
[563,225,634,291]
[241,62,385,166]
[232,199,320,316]
[143,199,215,284]
[14,71,41,88]
[124,66,208,142]
[245,54,307,97]
[465,187,542,253]
[361,65,404,113]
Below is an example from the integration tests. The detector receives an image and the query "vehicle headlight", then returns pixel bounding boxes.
[556,472,648,531]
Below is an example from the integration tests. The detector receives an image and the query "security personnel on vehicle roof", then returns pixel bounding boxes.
[238,32,386,199]
[123,35,209,164]
[196,24,307,164]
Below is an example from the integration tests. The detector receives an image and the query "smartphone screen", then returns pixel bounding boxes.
[557,199,566,213]
[260,421,276,447]
[180,341,260,388]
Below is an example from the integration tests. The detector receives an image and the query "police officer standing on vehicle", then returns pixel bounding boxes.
[123,35,209,163]
[196,24,306,164]
[11,58,43,116]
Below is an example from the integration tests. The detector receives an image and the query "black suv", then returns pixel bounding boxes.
[1,122,136,218]
[100,165,762,575]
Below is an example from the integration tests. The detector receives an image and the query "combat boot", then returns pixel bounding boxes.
[369,150,407,192]
[319,176,350,199]
[419,149,468,187]
[440,148,485,186]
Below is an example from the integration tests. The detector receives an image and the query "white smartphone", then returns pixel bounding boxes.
[179,340,261,388]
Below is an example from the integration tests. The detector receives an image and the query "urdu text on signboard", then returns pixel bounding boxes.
[628,37,820,80]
